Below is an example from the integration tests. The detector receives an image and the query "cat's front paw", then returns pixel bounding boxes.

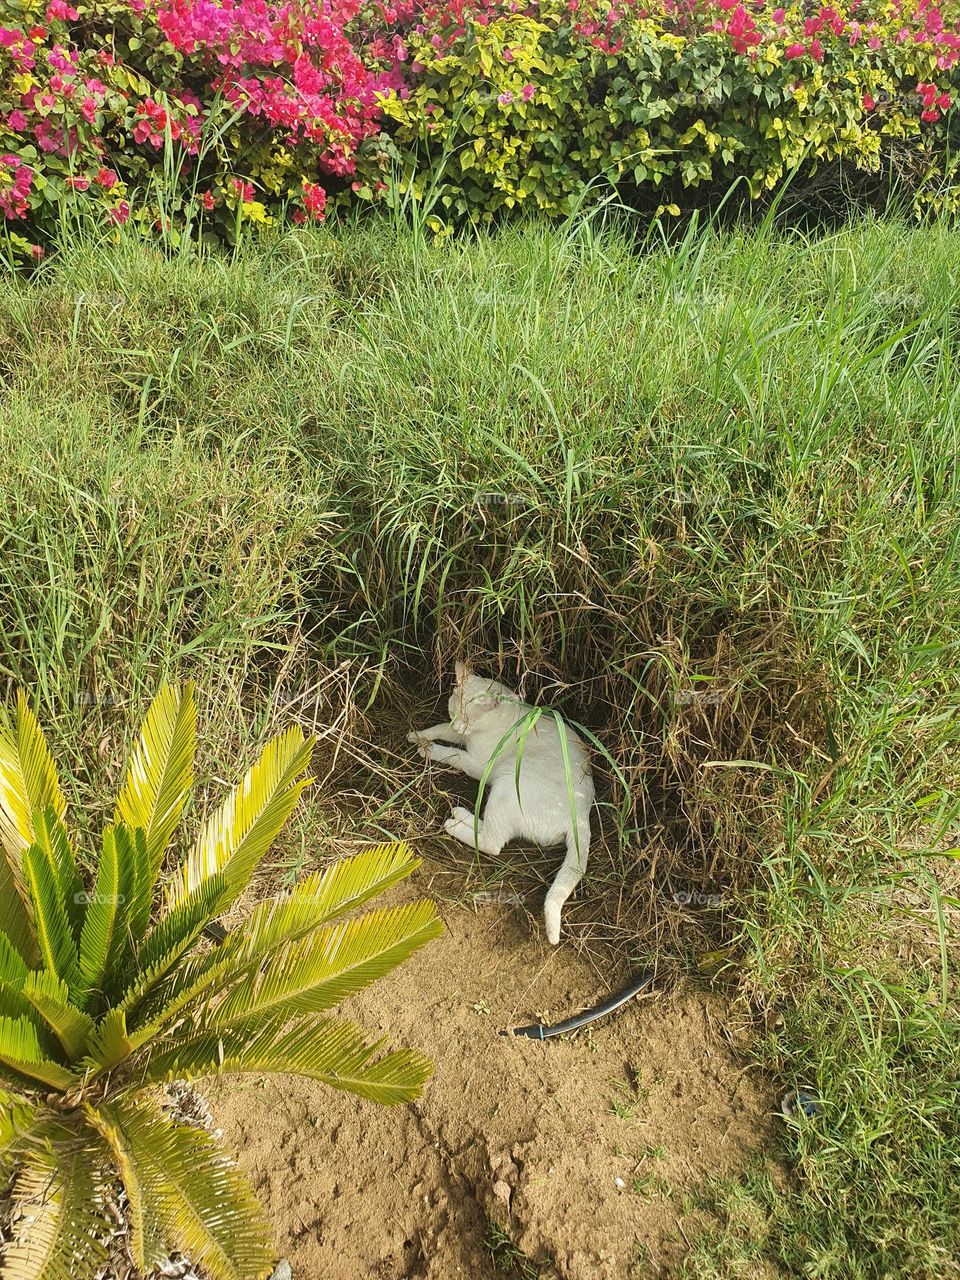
[405,729,422,745]
[450,805,473,823]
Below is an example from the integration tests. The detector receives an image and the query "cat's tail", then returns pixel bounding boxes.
[543,818,590,945]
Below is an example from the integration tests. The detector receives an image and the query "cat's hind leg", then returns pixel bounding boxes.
[444,778,516,855]
[444,809,507,857]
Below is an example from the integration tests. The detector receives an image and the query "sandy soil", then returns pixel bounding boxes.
[209,868,776,1280]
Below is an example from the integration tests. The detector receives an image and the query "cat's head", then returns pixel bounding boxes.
[448,661,520,734]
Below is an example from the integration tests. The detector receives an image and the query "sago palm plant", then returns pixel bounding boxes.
[0,683,442,1280]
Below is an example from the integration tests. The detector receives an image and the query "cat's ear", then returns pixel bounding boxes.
[454,659,471,685]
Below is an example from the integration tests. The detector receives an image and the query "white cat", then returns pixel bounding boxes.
[407,663,594,944]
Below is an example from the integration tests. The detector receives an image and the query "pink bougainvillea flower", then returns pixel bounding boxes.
[862,92,876,109]
[498,90,513,104]
[94,166,117,187]
[784,41,806,57]
[301,179,326,220]
[808,38,824,60]
[108,200,130,224]
[521,82,535,100]
[202,189,215,209]
[65,174,90,189]
[45,0,79,19]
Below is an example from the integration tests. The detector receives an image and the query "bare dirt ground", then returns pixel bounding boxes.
[209,866,777,1280]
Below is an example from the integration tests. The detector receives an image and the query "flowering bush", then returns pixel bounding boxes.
[1,0,960,255]
[378,0,960,220]
[0,0,409,258]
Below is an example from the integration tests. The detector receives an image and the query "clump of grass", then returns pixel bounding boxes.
[484,1221,552,1279]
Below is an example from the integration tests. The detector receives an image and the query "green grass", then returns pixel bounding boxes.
[0,207,958,1276]
[484,1220,553,1279]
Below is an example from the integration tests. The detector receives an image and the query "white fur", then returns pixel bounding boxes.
[407,663,594,944]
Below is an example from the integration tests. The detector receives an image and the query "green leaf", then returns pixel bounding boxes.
[173,725,314,913]
[84,1096,273,1280]
[128,872,228,1005]
[22,843,80,995]
[84,1007,132,1072]
[133,1011,433,1105]
[115,683,196,883]
[32,808,84,940]
[0,691,67,854]
[22,971,94,1063]
[76,843,119,1004]
[0,1015,77,1090]
[0,929,29,985]
[0,690,67,965]
[213,899,442,1027]
[124,823,153,940]
[3,1126,111,1280]
[0,855,35,966]
[83,1099,169,1275]
[126,843,422,1042]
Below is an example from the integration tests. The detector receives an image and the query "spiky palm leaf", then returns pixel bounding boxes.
[0,691,68,964]
[0,684,441,1280]
[129,1012,434,1104]
[114,683,196,884]
[175,726,314,912]
[2,1127,112,1280]
[87,1097,274,1280]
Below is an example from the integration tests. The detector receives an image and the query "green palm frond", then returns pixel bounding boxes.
[212,900,441,1027]
[85,1096,273,1280]
[130,1011,433,1105]
[83,1099,173,1275]
[0,690,67,858]
[0,691,65,965]
[0,856,34,966]
[0,981,56,1056]
[32,808,83,941]
[84,1007,132,1071]
[22,842,81,996]
[126,843,423,1043]
[22,971,94,1062]
[173,726,314,913]
[3,1128,111,1280]
[123,822,153,940]
[0,1090,39,1182]
[115,683,196,883]
[0,1014,76,1091]
[238,841,424,947]
[119,872,228,1020]
[77,824,130,1007]
[0,930,29,985]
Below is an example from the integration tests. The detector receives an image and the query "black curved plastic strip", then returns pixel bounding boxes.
[500,969,657,1040]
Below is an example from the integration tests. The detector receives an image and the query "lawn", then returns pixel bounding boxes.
[1,207,958,1277]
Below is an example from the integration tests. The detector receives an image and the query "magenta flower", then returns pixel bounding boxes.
[498,90,513,105]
